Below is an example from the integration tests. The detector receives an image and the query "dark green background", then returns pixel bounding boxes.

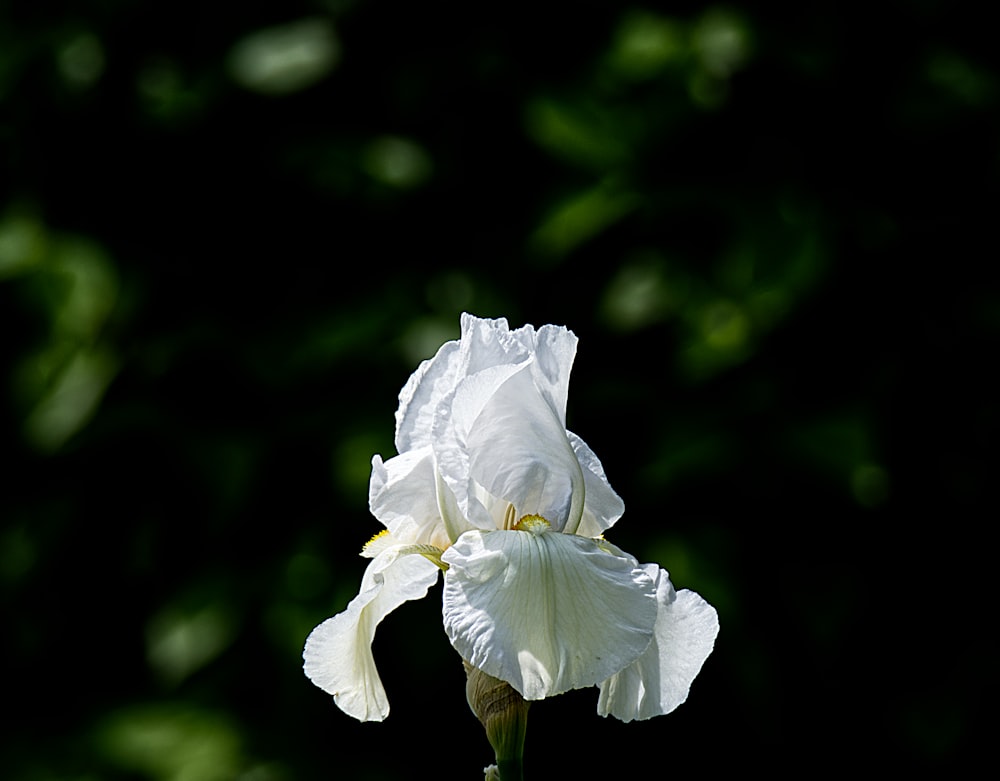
[2,1,994,777]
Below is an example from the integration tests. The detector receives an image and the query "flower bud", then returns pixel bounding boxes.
[464,661,529,779]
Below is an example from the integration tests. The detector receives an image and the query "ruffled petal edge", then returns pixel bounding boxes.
[442,529,658,701]
[303,547,441,721]
[596,565,719,721]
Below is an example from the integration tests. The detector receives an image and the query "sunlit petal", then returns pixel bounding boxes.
[369,447,451,549]
[438,365,585,532]
[303,547,441,721]
[455,314,579,429]
[472,370,585,532]
[568,431,625,537]
[434,459,476,543]
[509,321,578,427]
[456,314,530,375]
[395,338,462,453]
[398,314,530,454]
[596,564,719,721]
[442,529,657,700]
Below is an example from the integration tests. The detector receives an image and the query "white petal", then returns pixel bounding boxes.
[433,457,477,543]
[303,547,441,721]
[439,362,525,452]
[568,431,625,538]
[442,529,658,701]
[437,365,586,532]
[369,447,451,549]
[596,565,719,721]
[457,315,578,431]
[395,337,462,453]
[396,315,588,534]
[457,314,530,376]
[510,321,578,427]
[395,312,530,453]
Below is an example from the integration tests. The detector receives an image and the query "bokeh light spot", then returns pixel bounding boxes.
[851,462,890,508]
[926,51,995,106]
[601,254,681,330]
[57,32,105,89]
[228,18,339,95]
[688,9,752,108]
[692,9,752,78]
[136,58,203,121]
[0,525,36,582]
[146,603,236,685]
[13,235,121,452]
[400,316,461,367]
[98,704,243,781]
[700,299,749,350]
[21,346,119,452]
[529,182,638,259]
[523,98,630,170]
[48,238,119,338]
[605,11,684,80]
[0,209,47,278]
[362,135,433,189]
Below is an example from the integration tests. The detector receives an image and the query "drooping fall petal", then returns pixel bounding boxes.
[442,527,659,700]
[596,564,719,721]
[303,547,441,721]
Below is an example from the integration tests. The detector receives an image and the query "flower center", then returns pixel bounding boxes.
[500,503,551,534]
[512,514,551,534]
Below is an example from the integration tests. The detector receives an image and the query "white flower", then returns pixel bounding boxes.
[303,313,718,722]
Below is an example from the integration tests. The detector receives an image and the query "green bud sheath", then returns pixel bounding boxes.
[464,661,529,780]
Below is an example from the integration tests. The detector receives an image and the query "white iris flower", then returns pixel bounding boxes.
[303,314,719,722]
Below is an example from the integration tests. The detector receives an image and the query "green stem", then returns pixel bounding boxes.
[497,757,525,781]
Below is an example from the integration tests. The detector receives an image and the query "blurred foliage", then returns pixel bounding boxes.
[1,0,996,777]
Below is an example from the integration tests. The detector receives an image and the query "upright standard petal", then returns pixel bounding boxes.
[468,369,585,532]
[303,547,441,722]
[567,431,625,538]
[510,321,578,427]
[395,337,462,453]
[596,564,719,722]
[457,314,531,377]
[441,527,658,701]
[437,364,586,532]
